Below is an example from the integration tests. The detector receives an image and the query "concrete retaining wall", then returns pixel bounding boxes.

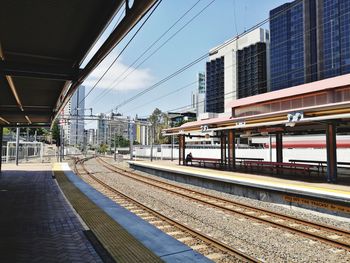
[130,163,350,219]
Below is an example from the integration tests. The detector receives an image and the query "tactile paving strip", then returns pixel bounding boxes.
[54,170,163,263]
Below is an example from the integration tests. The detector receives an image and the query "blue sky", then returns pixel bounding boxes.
[83,0,288,128]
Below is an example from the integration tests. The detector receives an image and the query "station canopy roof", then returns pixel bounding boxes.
[164,73,350,136]
[0,0,156,127]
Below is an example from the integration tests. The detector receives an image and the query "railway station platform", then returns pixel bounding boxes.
[0,163,102,263]
[0,163,211,263]
[128,160,350,218]
[53,162,211,262]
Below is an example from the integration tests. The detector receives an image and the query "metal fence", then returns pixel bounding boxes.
[4,141,44,163]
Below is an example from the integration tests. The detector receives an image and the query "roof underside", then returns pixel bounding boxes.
[0,0,155,127]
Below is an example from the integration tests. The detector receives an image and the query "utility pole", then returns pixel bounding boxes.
[129,120,134,160]
[114,131,117,161]
[15,126,20,166]
[75,89,79,146]
[150,124,153,162]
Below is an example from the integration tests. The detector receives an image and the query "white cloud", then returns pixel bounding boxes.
[82,43,154,93]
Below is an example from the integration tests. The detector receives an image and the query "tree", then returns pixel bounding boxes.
[98,143,108,153]
[111,135,130,148]
[51,120,60,145]
[3,128,11,135]
[148,108,170,144]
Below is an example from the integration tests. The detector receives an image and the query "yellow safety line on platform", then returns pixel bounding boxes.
[52,163,163,263]
[133,162,350,198]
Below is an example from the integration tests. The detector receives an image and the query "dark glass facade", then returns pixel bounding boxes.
[206,56,224,113]
[270,0,350,91]
[237,42,267,99]
[270,2,305,91]
[322,0,350,78]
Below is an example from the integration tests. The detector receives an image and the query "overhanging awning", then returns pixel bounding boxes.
[0,0,156,127]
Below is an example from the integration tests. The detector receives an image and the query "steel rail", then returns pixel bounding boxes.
[74,158,260,263]
[96,156,350,251]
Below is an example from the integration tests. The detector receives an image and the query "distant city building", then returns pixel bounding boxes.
[109,115,129,142]
[135,117,150,145]
[206,28,270,113]
[237,42,268,98]
[87,129,96,145]
[191,72,207,119]
[270,0,350,91]
[97,113,108,145]
[168,110,196,127]
[62,100,71,144]
[69,86,85,146]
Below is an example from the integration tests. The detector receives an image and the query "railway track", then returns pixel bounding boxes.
[74,158,260,263]
[95,156,350,252]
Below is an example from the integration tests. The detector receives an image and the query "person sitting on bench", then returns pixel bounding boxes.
[185,152,193,165]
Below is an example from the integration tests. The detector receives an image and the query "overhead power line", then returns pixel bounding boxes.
[110,0,305,111]
[89,0,205,107]
[75,0,163,111]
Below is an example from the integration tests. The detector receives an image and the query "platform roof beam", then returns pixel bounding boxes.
[0,0,157,127]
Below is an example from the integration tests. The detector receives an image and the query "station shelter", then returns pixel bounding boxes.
[163,73,350,183]
[0,0,156,169]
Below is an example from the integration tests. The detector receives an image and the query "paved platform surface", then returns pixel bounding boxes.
[129,160,350,203]
[55,163,211,263]
[0,163,102,263]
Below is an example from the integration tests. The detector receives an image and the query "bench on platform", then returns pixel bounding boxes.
[242,160,316,176]
[289,159,350,172]
[189,157,222,168]
[236,157,264,166]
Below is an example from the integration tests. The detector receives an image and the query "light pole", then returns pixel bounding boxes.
[150,124,154,162]
[114,131,117,161]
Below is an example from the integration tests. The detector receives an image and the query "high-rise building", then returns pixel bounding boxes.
[135,118,150,145]
[196,72,206,116]
[206,28,270,113]
[87,129,96,145]
[62,100,71,144]
[97,113,108,145]
[69,86,85,145]
[206,56,224,113]
[237,42,268,99]
[270,0,350,91]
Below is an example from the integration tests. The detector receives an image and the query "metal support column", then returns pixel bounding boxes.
[220,132,227,167]
[326,122,337,183]
[15,127,20,166]
[178,134,185,165]
[228,129,236,170]
[269,135,272,162]
[171,135,174,161]
[276,133,283,163]
[0,127,3,172]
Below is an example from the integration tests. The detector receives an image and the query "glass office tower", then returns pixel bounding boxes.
[322,0,350,78]
[270,0,350,91]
